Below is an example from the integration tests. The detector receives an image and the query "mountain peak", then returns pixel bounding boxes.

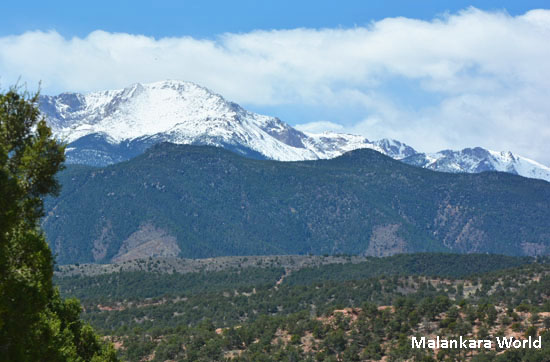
[42,80,244,143]
[41,81,322,162]
[401,147,550,182]
[39,81,550,182]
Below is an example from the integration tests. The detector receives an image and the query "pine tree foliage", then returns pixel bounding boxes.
[0,87,117,361]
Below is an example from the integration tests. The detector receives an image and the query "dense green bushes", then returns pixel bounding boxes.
[54,253,550,361]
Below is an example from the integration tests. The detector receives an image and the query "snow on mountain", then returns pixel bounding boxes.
[401,147,550,182]
[371,138,418,160]
[302,132,415,160]
[39,80,550,182]
[486,150,550,181]
[41,80,317,161]
[302,132,378,159]
[40,80,395,165]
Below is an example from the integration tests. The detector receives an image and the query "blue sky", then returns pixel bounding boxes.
[1,1,549,164]
[2,1,547,38]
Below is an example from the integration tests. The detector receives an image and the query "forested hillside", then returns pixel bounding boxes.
[44,143,550,264]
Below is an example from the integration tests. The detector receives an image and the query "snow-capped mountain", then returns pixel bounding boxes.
[402,148,550,182]
[302,132,416,160]
[41,80,313,162]
[39,80,397,164]
[39,80,550,182]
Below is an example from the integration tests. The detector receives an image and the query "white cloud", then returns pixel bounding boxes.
[1,8,549,164]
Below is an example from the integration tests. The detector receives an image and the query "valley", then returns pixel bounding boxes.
[54,253,550,361]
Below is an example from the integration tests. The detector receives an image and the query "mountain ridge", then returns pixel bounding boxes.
[43,143,550,264]
[39,80,550,182]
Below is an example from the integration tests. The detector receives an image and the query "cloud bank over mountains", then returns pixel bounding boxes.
[1,8,549,164]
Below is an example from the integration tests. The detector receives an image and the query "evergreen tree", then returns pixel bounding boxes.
[0,87,117,361]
